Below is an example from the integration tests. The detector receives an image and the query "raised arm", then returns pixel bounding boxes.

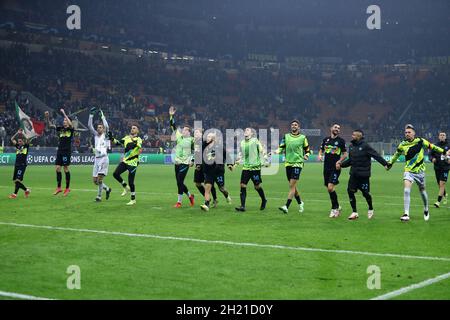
[44,111,56,129]
[169,106,177,132]
[88,107,97,135]
[99,109,109,132]
[60,108,73,128]
[10,130,19,145]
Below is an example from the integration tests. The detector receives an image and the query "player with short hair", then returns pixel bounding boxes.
[8,129,31,199]
[169,106,195,208]
[337,129,389,220]
[199,131,234,212]
[276,119,310,214]
[429,131,450,208]
[88,107,112,202]
[388,124,449,221]
[193,128,218,207]
[235,128,268,212]
[109,125,143,206]
[45,109,74,196]
[318,123,347,218]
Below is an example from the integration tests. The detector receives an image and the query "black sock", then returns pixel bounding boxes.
[348,191,357,212]
[240,187,247,207]
[221,189,229,199]
[65,171,71,189]
[57,172,62,188]
[122,181,127,188]
[211,187,217,201]
[14,183,20,194]
[295,194,301,204]
[196,185,206,196]
[444,190,447,197]
[438,195,443,202]
[329,191,339,209]
[17,181,26,191]
[363,192,373,210]
[286,199,292,208]
[131,192,136,200]
[256,187,266,201]
[205,200,210,207]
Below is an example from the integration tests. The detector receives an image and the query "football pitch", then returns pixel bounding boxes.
[0,163,449,300]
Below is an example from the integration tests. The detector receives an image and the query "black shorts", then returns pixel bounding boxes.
[435,169,449,183]
[286,166,302,181]
[241,170,262,185]
[204,167,225,187]
[323,168,341,186]
[56,152,71,166]
[348,175,370,193]
[194,166,204,183]
[13,165,27,181]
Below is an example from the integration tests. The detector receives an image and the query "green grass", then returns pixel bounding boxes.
[0,163,449,300]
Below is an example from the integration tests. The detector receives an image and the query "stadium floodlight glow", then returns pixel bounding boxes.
[101,45,109,49]
[121,48,127,52]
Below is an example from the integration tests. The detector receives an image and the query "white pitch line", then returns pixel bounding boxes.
[0,290,54,300]
[1,222,450,262]
[371,271,450,300]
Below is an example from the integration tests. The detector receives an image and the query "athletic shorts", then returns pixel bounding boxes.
[194,166,204,183]
[241,170,262,185]
[404,171,426,189]
[323,168,341,186]
[55,152,71,166]
[286,166,302,181]
[434,169,449,183]
[348,175,370,193]
[93,156,109,177]
[204,167,225,187]
[13,165,27,181]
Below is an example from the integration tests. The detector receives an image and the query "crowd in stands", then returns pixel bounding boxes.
[2,0,448,62]
[1,42,450,153]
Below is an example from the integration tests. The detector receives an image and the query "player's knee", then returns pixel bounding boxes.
[240,183,247,188]
[63,166,69,173]
[254,184,261,190]
[93,178,98,185]
[56,166,61,172]
[404,188,411,195]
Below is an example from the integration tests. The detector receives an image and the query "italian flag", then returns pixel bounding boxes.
[15,102,45,138]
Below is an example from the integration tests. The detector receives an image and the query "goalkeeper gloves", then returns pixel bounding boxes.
[90,107,97,115]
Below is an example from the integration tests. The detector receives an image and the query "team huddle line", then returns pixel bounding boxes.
[8,107,450,222]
